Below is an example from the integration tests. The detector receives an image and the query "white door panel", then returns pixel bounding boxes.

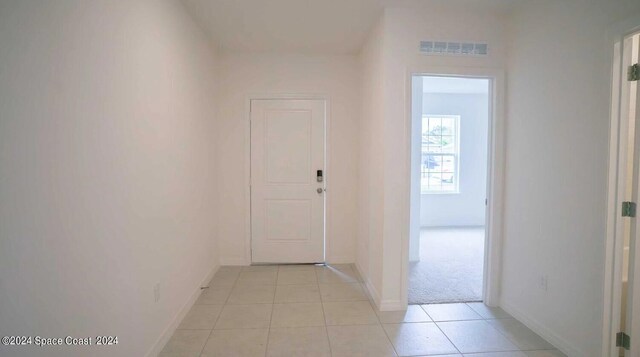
[251,99,325,263]
[626,34,640,356]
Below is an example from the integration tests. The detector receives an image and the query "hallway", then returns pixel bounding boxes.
[161,264,565,356]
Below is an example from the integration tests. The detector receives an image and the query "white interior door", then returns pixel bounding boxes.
[250,99,325,263]
[625,33,640,356]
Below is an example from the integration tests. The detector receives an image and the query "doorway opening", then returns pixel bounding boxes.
[408,75,491,304]
[604,28,640,356]
[249,98,327,264]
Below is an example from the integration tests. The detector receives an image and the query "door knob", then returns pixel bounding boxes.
[317,188,324,194]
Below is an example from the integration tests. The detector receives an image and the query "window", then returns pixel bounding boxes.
[421,115,460,193]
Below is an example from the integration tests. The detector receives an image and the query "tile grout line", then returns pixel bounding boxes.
[465,302,547,354]
[378,314,401,357]
[262,266,279,357]
[418,303,464,356]
[197,269,238,357]
[361,262,398,357]
[432,319,464,356]
[473,317,530,354]
[316,274,334,357]
[427,303,520,355]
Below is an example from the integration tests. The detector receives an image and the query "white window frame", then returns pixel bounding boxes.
[421,115,460,194]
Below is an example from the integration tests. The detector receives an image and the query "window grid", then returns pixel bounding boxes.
[421,115,460,194]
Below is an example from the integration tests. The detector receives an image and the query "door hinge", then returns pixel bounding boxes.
[629,64,639,81]
[622,202,636,217]
[617,332,631,350]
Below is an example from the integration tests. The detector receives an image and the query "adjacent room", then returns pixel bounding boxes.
[1,1,640,357]
[409,76,490,305]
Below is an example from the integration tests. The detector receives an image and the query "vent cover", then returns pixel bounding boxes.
[420,41,488,56]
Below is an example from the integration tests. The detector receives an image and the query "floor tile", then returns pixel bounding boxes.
[200,328,268,357]
[319,283,368,301]
[196,285,233,305]
[422,303,483,322]
[159,329,210,357]
[209,270,240,286]
[227,284,276,304]
[236,271,278,285]
[267,326,331,357]
[177,304,222,330]
[377,305,433,323]
[487,319,555,351]
[163,270,564,357]
[241,265,279,272]
[279,264,317,272]
[467,303,511,319]
[383,322,459,356]
[524,351,566,357]
[316,265,360,283]
[327,324,397,357]
[271,302,325,327]
[277,270,317,285]
[274,284,321,303]
[463,352,527,357]
[218,266,243,274]
[214,304,273,329]
[438,320,519,354]
[323,301,379,325]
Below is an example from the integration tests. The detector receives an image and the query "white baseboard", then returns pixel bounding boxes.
[145,264,219,357]
[353,262,388,312]
[379,299,404,311]
[420,225,485,229]
[353,263,405,312]
[500,300,582,357]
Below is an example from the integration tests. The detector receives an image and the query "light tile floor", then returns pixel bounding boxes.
[160,264,566,357]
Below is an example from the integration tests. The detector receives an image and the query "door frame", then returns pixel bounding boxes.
[244,94,331,265]
[603,16,640,357]
[402,67,506,307]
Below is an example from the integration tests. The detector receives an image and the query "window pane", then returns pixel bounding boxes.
[441,184,455,192]
[421,175,429,192]
[427,143,441,153]
[421,115,460,193]
[441,173,454,184]
[429,117,442,134]
[442,156,455,173]
[429,173,442,188]
[423,154,439,171]
[441,117,454,134]
[440,136,455,152]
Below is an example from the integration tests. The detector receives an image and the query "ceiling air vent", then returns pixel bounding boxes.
[420,41,488,56]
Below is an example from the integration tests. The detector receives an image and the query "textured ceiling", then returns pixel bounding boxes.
[182,0,522,54]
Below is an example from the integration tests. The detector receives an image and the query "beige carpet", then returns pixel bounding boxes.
[409,227,485,304]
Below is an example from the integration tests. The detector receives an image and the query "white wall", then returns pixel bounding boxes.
[0,1,219,356]
[357,16,387,303]
[420,93,489,227]
[502,1,640,355]
[216,52,360,265]
[357,5,508,310]
[409,77,424,262]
